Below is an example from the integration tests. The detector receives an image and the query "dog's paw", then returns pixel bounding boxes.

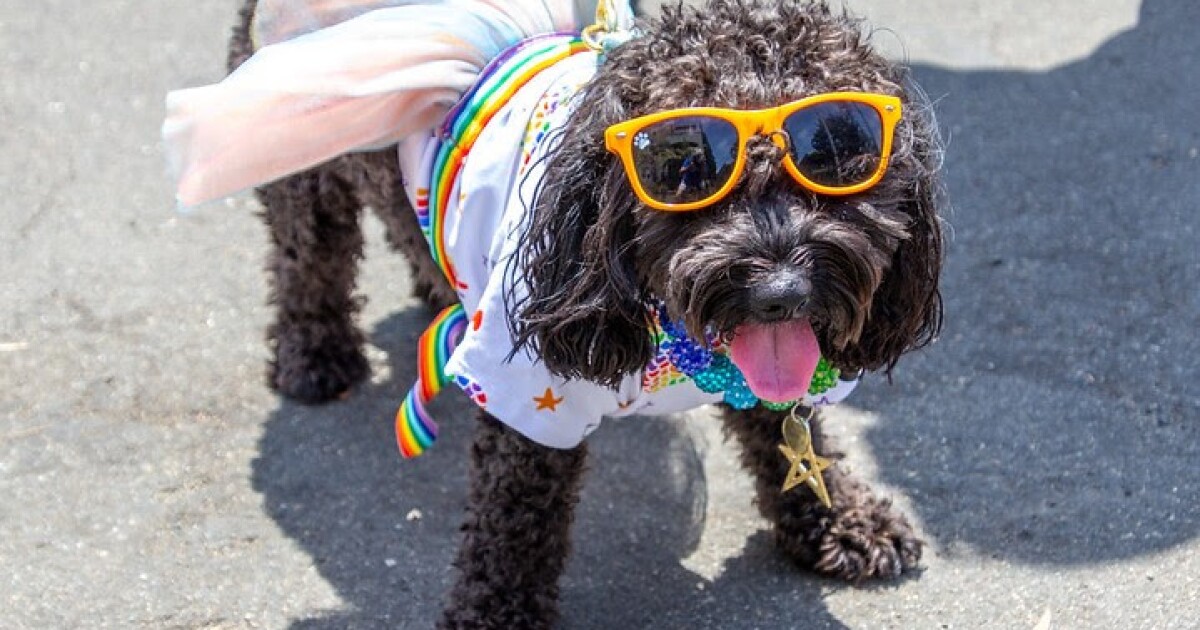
[807,498,922,582]
[268,333,369,403]
[773,475,922,583]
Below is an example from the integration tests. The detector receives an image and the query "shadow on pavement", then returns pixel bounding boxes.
[252,0,1198,625]
[254,308,842,628]
[252,307,460,628]
[864,0,1199,565]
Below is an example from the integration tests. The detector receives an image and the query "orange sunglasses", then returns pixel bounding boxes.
[604,92,902,211]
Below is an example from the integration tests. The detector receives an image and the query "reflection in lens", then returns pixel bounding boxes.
[784,102,884,188]
[630,116,738,206]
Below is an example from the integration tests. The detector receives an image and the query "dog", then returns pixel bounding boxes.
[223,0,944,626]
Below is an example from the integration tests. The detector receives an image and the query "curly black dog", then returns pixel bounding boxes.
[228,1,944,626]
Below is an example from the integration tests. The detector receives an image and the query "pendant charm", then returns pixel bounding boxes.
[778,405,833,508]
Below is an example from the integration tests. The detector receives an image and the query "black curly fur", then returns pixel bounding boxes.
[226,0,944,625]
[439,412,588,630]
[512,0,943,382]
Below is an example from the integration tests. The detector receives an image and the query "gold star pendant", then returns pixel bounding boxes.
[778,408,834,508]
[533,387,564,412]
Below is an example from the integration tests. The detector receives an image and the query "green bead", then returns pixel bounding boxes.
[807,357,840,395]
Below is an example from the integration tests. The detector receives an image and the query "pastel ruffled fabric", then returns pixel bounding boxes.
[162,0,579,207]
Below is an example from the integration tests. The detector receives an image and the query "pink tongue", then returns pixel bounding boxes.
[729,320,821,403]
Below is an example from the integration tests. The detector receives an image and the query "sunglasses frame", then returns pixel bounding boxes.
[604,92,902,212]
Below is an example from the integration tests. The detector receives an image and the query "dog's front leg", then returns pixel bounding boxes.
[439,412,587,630]
[719,405,922,582]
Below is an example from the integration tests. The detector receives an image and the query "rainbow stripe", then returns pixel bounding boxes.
[422,34,589,291]
[396,34,591,458]
[395,304,467,458]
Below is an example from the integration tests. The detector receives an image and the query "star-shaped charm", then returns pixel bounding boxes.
[778,410,834,508]
[533,387,564,412]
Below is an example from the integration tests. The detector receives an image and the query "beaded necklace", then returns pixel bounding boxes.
[646,303,842,410]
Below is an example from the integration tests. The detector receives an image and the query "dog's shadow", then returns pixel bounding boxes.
[254,307,845,629]
[253,0,1198,625]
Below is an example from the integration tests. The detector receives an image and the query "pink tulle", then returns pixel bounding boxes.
[163,0,580,207]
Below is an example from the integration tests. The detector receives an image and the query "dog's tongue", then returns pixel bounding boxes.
[729,320,821,403]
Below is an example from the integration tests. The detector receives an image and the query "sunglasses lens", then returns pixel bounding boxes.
[630,116,739,207]
[784,102,885,188]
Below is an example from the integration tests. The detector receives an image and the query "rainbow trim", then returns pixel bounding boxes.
[395,304,468,458]
[399,35,591,457]
[420,34,589,292]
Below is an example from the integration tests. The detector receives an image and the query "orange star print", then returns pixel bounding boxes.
[532,387,564,412]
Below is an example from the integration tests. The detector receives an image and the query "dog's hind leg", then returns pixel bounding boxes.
[719,405,922,582]
[258,167,370,403]
[440,412,587,630]
[341,150,459,312]
[229,2,371,403]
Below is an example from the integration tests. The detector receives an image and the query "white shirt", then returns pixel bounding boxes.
[399,46,856,449]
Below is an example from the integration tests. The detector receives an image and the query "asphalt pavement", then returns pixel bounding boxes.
[2,0,1197,628]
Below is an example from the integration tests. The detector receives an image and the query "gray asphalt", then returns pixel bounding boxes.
[3,0,1197,628]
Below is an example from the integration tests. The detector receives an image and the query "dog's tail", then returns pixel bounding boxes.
[163,0,595,208]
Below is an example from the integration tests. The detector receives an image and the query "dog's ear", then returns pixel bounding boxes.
[840,101,945,375]
[507,78,654,389]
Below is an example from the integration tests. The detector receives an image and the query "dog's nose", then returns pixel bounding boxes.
[749,266,811,322]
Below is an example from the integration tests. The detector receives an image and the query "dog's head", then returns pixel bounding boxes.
[511,0,944,393]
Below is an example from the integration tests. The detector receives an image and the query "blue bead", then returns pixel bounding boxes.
[724,384,759,409]
[665,332,714,377]
[693,371,723,393]
[709,354,733,375]
[657,304,685,338]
